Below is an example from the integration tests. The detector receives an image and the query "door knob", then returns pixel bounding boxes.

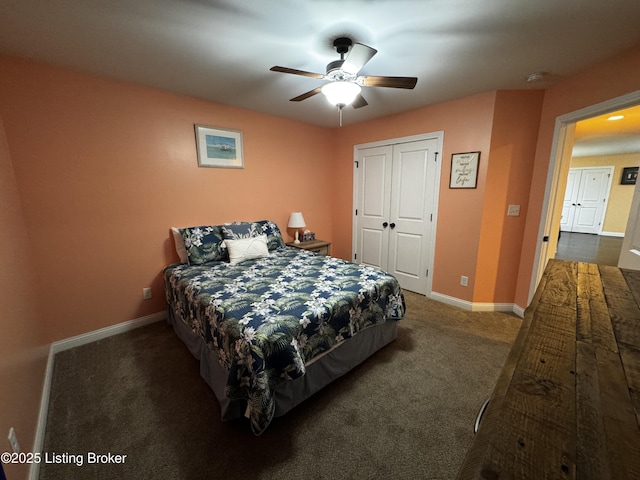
[390,223,396,229]
[572,203,576,206]
[382,222,388,228]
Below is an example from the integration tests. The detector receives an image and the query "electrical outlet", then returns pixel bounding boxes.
[507,204,521,216]
[460,275,469,287]
[8,427,20,453]
[143,287,152,300]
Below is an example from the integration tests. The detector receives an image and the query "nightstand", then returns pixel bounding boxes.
[286,239,331,256]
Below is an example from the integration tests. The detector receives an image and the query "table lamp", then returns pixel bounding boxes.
[288,212,306,244]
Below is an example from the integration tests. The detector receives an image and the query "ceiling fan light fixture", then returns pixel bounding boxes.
[321,81,361,107]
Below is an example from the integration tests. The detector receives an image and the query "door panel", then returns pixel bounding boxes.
[393,232,423,278]
[362,153,387,217]
[360,228,385,268]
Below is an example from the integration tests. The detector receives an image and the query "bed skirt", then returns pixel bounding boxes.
[167,304,398,422]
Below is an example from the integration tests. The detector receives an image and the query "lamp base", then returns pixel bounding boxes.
[294,231,301,244]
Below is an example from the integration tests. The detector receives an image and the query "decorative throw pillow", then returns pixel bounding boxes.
[171,227,189,263]
[222,220,285,251]
[221,221,260,240]
[255,220,286,251]
[225,234,269,264]
[179,225,227,265]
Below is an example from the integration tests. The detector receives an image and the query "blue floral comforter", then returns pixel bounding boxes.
[164,247,405,435]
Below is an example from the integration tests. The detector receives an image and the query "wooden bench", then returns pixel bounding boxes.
[457,259,640,480]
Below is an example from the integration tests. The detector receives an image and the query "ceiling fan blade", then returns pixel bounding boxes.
[270,66,325,79]
[351,93,368,109]
[290,87,322,102]
[341,43,377,75]
[361,76,418,89]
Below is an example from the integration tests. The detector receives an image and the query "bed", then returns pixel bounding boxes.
[164,220,405,435]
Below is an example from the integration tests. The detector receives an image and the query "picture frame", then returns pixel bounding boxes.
[450,151,480,188]
[621,166,638,185]
[194,124,244,168]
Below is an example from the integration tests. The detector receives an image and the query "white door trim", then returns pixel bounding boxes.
[528,90,640,306]
[352,131,444,297]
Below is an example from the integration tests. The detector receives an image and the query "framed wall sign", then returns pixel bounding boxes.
[621,166,638,185]
[450,151,480,189]
[194,124,244,168]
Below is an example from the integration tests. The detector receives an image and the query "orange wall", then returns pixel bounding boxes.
[515,44,640,308]
[474,90,544,303]
[0,112,48,480]
[0,55,334,342]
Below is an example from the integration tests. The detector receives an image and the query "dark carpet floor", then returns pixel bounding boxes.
[40,291,521,480]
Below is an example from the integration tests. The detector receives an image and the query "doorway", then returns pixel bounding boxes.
[529,90,640,304]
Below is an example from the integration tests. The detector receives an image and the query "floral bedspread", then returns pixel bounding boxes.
[163,247,405,435]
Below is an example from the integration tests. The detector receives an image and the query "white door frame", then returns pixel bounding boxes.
[352,131,444,297]
[528,90,640,305]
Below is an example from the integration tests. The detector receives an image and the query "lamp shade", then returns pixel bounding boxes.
[321,81,361,106]
[288,212,306,229]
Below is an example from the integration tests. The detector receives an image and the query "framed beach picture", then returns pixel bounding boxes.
[194,125,244,168]
[450,151,480,189]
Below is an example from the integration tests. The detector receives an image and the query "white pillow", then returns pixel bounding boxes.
[225,234,269,265]
[171,227,189,264]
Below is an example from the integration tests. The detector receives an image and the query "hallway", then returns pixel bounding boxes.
[555,232,624,266]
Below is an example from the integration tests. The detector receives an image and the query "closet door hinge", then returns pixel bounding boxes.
[355,160,359,168]
[355,209,358,215]
[426,269,429,277]
[430,213,433,222]
[434,152,439,162]
[354,253,357,260]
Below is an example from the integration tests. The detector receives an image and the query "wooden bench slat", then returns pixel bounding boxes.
[575,341,612,480]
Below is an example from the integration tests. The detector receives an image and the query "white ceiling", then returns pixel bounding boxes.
[0,0,640,130]
[573,105,640,157]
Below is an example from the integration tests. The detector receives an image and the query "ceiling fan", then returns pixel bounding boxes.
[270,37,417,123]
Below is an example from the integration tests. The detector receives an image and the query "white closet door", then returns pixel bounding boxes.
[561,167,613,234]
[572,167,612,234]
[560,169,581,231]
[387,139,438,295]
[354,136,440,296]
[354,145,393,270]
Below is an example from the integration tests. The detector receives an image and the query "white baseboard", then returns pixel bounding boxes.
[513,304,526,318]
[600,231,625,237]
[430,291,517,314]
[50,311,167,354]
[29,310,167,480]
